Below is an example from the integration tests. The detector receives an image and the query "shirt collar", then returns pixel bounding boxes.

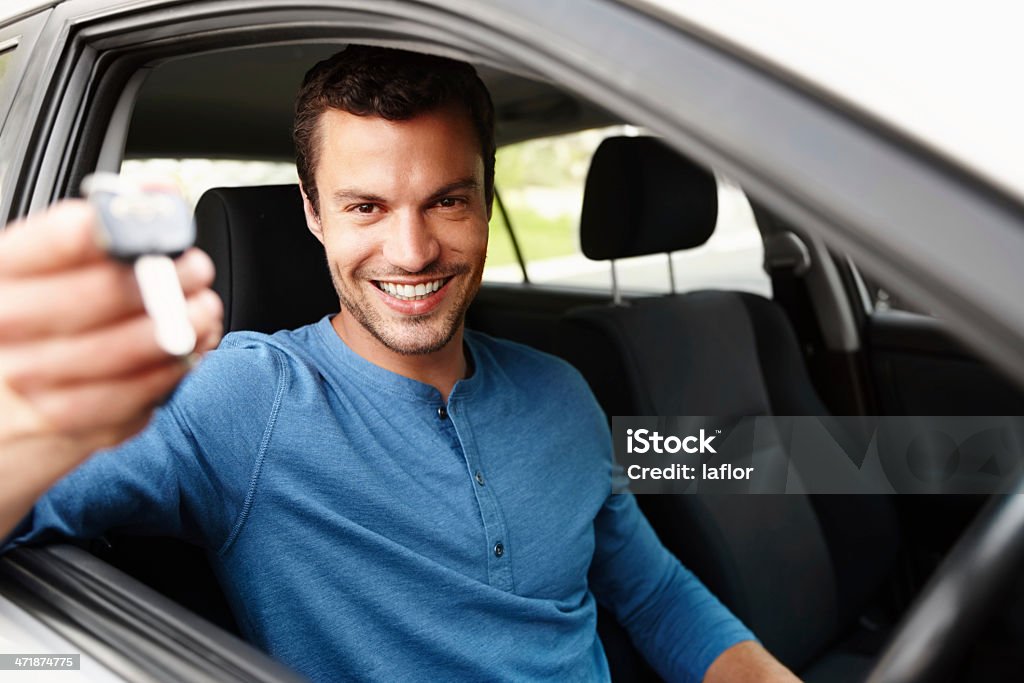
[312,315,481,404]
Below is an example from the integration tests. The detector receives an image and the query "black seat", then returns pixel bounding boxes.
[92,185,338,636]
[194,184,338,332]
[555,137,901,682]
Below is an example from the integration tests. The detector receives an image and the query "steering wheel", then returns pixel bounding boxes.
[864,476,1024,682]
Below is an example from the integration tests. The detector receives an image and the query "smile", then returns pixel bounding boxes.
[374,277,451,301]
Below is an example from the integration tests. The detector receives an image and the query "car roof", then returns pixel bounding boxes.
[124,44,621,160]
[638,0,1024,203]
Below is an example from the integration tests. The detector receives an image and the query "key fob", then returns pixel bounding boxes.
[82,173,198,357]
[81,173,195,260]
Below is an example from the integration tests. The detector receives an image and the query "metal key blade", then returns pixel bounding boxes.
[134,254,197,357]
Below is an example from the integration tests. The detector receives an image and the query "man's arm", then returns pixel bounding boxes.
[590,491,798,682]
[0,200,222,537]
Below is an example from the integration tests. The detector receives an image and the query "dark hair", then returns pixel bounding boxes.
[294,45,496,216]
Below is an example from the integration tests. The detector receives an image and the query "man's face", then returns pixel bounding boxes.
[301,106,490,356]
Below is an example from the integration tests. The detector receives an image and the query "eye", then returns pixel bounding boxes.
[437,197,464,209]
[354,203,377,214]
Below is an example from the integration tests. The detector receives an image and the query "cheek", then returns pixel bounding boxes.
[458,218,490,255]
[322,227,377,274]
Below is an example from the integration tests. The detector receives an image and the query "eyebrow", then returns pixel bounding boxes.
[330,177,480,207]
[331,189,387,205]
[424,178,480,204]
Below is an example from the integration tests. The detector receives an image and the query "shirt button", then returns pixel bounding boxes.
[493,542,504,558]
[475,471,485,486]
[437,406,448,420]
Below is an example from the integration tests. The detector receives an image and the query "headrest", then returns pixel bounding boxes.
[194,185,338,333]
[580,136,718,260]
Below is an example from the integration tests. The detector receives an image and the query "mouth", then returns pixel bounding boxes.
[373,277,452,301]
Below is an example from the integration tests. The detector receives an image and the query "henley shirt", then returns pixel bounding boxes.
[7,316,754,682]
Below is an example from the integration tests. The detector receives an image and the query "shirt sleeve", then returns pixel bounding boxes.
[589,490,757,683]
[2,337,284,553]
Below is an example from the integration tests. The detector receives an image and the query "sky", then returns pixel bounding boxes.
[641,0,1024,200]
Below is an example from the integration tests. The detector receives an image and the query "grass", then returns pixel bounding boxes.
[487,203,578,268]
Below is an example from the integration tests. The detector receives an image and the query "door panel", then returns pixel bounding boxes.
[867,310,1024,416]
[864,308,1024,607]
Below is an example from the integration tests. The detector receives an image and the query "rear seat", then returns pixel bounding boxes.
[555,136,901,681]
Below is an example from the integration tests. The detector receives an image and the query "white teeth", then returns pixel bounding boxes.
[377,278,446,301]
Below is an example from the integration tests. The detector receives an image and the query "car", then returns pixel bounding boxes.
[2,1,1024,681]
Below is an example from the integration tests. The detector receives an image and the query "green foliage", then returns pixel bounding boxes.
[494,129,609,189]
[487,203,577,267]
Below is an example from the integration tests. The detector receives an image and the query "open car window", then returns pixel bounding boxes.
[486,126,772,298]
[120,159,299,209]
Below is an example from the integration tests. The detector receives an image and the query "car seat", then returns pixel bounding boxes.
[555,137,902,682]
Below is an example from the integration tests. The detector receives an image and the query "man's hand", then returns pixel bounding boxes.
[704,641,801,682]
[0,200,223,536]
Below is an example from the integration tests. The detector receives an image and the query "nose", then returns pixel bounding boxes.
[383,210,440,273]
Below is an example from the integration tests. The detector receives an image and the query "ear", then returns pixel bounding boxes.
[299,181,324,244]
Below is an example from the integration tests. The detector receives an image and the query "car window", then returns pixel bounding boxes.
[0,46,14,86]
[484,127,772,298]
[120,159,299,209]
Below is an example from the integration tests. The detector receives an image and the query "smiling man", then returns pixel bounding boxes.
[299,101,489,397]
[4,46,796,682]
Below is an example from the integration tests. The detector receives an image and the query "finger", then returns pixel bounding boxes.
[194,295,225,354]
[0,201,105,277]
[3,288,223,391]
[25,360,192,434]
[0,248,215,341]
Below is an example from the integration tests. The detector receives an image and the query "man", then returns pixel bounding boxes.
[4,46,797,681]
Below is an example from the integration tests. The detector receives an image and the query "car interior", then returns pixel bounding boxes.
[14,34,1024,681]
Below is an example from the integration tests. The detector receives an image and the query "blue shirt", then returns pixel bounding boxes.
[7,317,753,682]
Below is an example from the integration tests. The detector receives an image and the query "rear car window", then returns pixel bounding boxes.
[120,159,299,209]
[484,127,771,297]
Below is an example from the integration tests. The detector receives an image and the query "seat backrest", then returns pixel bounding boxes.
[194,184,338,333]
[557,137,900,672]
[97,185,340,635]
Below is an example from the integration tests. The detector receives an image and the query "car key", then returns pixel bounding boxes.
[81,173,197,357]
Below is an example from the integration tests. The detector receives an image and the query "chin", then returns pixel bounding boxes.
[375,321,460,356]
[357,300,464,356]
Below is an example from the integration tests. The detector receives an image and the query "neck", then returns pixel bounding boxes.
[331,312,467,402]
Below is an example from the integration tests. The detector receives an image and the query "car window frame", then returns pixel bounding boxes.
[1,544,305,682]
[0,9,49,216]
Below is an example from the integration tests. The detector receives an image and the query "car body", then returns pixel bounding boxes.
[2,1,1024,681]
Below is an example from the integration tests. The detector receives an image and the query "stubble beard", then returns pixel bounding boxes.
[330,261,480,356]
